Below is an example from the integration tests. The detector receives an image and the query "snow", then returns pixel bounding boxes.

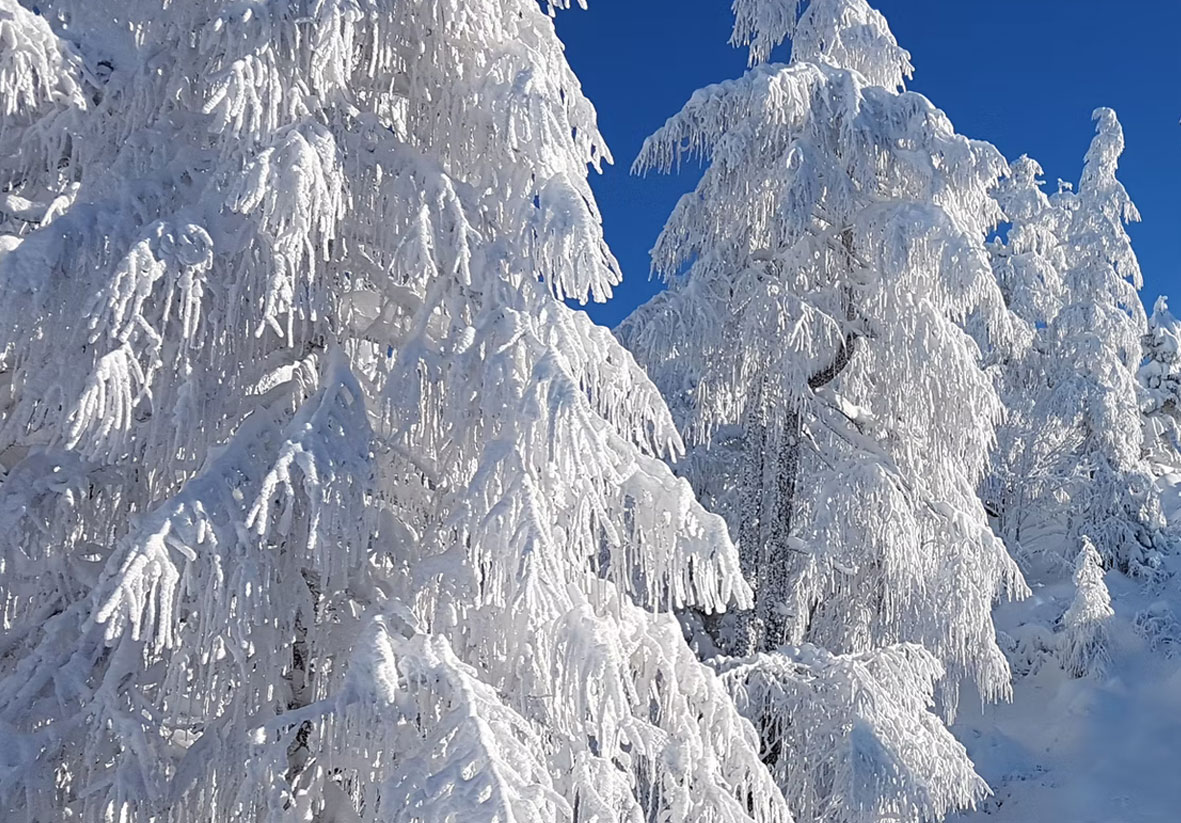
[953,488,1181,823]
[0,1,787,820]
[0,0,1174,820]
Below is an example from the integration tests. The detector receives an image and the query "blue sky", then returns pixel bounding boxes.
[554,0,1181,328]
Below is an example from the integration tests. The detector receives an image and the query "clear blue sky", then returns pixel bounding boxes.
[554,1,1181,328]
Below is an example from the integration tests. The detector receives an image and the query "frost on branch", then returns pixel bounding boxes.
[986,109,1168,576]
[0,1,785,820]
[0,350,375,821]
[221,617,571,823]
[717,644,987,823]
[729,0,912,89]
[620,0,1022,818]
[361,627,564,823]
[622,0,1024,703]
[0,0,85,234]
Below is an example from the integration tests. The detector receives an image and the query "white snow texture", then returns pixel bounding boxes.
[0,1,1175,822]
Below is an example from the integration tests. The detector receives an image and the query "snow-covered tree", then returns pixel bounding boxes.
[986,111,1168,578]
[0,2,788,822]
[1059,537,1114,678]
[620,0,1024,701]
[717,643,988,823]
[1140,295,1181,468]
[988,157,1068,336]
[983,156,1074,559]
[619,0,1025,817]
[1040,109,1165,576]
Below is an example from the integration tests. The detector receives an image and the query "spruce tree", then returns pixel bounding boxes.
[0,2,787,821]
[989,109,1168,577]
[1059,537,1114,678]
[1140,295,1181,469]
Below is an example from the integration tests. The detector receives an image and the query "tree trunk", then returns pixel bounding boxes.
[758,410,801,651]
[706,232,860,657]
[753,234,859,653]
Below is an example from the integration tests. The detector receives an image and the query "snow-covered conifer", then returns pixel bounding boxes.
[620,0,1024,701]
[1059,538,1114,678]
[987,156,1067,342]
[1142,296,1181,416]
[1042,109,1166,575]
[619,0,1025,817]
[985,111,1168,578]
[0,2,787,821]
[983,156,1073,558]
[717,643,988,822]
[1140,295,1181,468]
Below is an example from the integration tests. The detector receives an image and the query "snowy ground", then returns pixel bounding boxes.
[952,474,1181,822]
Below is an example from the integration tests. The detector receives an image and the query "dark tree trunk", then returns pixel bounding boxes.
[704,231,860,657]
[758,410,801,651]
[751,238,859,653]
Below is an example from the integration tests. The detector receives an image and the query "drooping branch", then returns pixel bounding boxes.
[808,332,857,390]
